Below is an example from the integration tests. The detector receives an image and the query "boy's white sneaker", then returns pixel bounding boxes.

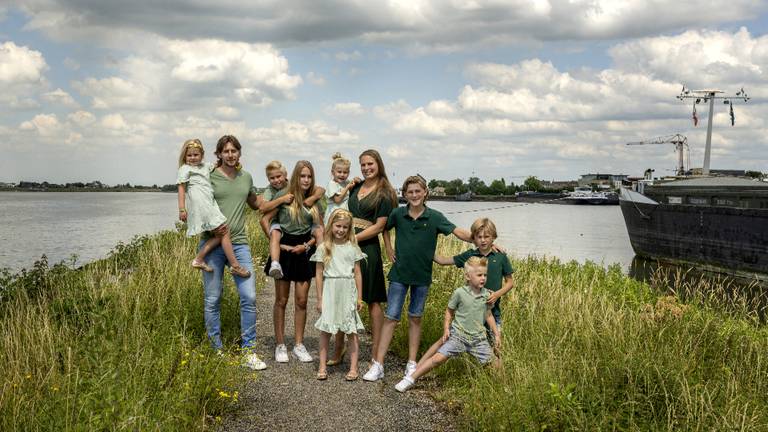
[404,360,417,378]
[243,353,267,370]
[293,344,313,362]
[362,361,384,382]
[275,344,289,363]
[395,376,415,392]
[268,261,284,279]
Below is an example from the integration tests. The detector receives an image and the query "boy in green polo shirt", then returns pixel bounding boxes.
[434,217,514,342]
[395,256,500,392]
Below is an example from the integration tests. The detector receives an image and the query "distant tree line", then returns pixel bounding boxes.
[427,176,564,195]
[5,181,174,191]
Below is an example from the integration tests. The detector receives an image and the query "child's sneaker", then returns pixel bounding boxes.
[293,344,313,362]
[275,344,289,363]
[404,360,417,378]
[362,361,384,382]
[268,261,283,279]
[243,353,267,370]
[395,376,415,392]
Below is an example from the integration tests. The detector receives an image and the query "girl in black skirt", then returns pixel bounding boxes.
[267,160,323,363]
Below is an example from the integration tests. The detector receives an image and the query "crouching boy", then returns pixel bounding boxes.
[395,256,500,392]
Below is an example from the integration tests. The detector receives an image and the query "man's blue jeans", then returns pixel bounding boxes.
[199,241,257,350]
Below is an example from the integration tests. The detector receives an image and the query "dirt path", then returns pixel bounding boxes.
[219,278,461,432]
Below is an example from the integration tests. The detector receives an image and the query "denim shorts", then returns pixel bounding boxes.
[437,332,493,364]
[384,281,429,321]
[268,223,282,236]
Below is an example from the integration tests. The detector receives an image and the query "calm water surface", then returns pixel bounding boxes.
[1,192,634,272]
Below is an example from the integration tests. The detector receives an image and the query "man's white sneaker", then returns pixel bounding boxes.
[293,344,313,362]
[395,376,415,392]
[243,353,267,370]
[268,261,284,279]
[404,360,417,378]
[362,361,384,382]
[275,344,289,363]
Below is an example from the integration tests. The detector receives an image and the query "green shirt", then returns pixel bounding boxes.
[453,248,513,316]
[273,189,318,235]
[448,285,492,339]
[205,168,255,244]
[262,185,284,202]
[386,205,456,285]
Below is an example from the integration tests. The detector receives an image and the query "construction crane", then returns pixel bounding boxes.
[626,134,689,176]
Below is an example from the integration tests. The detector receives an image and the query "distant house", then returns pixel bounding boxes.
[430,186,446,196]
[578,173,628,190]
[540,180,578,191]
[0,182,16,188]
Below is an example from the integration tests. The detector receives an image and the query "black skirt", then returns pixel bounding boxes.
[264,232,316,282]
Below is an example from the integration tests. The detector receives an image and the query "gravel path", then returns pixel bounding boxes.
[219,278,461,432]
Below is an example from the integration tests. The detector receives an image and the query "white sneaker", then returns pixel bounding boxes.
[268,261,283,279]
[243,353,267,370]
[275,344,289,363]
[293,344,313,362]
[362,361,384,382]
[404,360,417,378]
[395,376,415,392]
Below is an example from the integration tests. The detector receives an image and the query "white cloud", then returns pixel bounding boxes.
[0,41,47,83]
[215,106,240,120]
[41,88,78,108]
[19,113,61,137]
[324,102,366,116]
[335,50,362,61]
[306,71,326,86]
[67,110,96,127]
[101,113,128,130]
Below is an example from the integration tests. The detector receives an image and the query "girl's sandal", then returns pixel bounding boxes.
[192,259,213,272]
[230,265,251,278]
[327,347,347,366]
[316,371,328,381]
[344,371,358,381]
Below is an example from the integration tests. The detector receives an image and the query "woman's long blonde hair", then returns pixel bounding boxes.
[178,139,204,167]
[286,160,321,225]
[321,209,360,266]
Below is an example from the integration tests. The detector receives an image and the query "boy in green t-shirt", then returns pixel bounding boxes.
[434,217,514,341]
[395,256,500,392]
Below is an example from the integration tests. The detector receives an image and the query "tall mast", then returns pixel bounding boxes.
[677,87,749,176]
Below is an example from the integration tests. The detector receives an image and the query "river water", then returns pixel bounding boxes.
[0,192,635,273]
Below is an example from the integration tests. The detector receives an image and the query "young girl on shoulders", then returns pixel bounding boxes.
[176,138,250,278]
[311,209,366,381]
[324,153,359,225]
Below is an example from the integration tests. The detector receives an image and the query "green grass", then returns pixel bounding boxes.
[0,214,269,431]
[388,238,768,431]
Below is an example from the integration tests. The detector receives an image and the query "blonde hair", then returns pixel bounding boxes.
[358,149,398,207]
[178,138,204,167]
[401,175,428,203]
[265,160,288,176]
[464,256,488,272]
[320,209,360,266]
[331,152,351,171]
[286,160,321,225]
[470,218,498,240]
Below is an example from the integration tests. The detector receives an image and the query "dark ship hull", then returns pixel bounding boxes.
[619,178,768,276]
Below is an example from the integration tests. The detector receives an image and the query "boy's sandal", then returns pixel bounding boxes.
[344,371,358,381]
[192,260,213,272]
[316,371,328,381]
[327,347,347,366]
[230,265,251,278]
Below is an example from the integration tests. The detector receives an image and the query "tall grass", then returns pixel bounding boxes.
[0,215,269,430]
[389,238,768,431]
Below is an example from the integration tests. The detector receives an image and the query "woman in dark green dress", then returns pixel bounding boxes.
[326,149,397,368]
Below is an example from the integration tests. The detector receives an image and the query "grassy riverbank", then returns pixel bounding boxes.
[388,238,768,431]
[0,215,268,430]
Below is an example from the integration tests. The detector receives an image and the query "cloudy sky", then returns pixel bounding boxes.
[2,1,767,187]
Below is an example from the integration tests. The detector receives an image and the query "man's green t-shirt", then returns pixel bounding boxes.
[205,168,254,244]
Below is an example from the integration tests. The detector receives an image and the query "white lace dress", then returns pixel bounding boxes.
[310,243,366,334]
[177,163,227,236]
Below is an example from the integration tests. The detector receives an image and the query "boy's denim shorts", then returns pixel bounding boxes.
[437,331,493,364]
[268,223,282,236]
[384,281,429,321]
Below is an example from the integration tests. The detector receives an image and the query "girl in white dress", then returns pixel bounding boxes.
[176,139,250,278]
[311,209,366,381]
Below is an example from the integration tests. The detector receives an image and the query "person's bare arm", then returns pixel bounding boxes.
[354,261,364,311]
[315,262,324,313]
[259,193,293,213]
[485,311,501,349]
[433,253,454,266]
[442,309,454,342]
[383,229,394,262]
[355,216,387,243]
[247,191,260,210]
[177,184,188,221]
[452,227,473,242]
[488,274,514,305]
[304,186,325,207]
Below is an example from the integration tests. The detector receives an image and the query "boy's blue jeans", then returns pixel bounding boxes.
[199,241,257,350]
